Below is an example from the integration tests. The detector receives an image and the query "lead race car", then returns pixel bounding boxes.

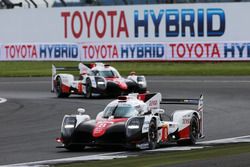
[51,63,147,98]
[56,93,204,151]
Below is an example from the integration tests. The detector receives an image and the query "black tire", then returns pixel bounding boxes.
[85,78,92,98]
[65,144,85,152]
[148,119,158,150]
[126,143,137,150]
[177,115,199,146]
[55,77,69,98]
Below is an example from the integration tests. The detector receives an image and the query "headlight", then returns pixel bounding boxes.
[128,125,140,129]
[63,117,76,130]
[128,119,140,129]
[64,124,75,129]
[126,118,144,139]
[97,81,105,85]
[138,81,144,85]
[137,77,146,87]
[95,77,106,89]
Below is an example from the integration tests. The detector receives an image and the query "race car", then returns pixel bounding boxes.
[56,92,204,151]
[51,63,147,98]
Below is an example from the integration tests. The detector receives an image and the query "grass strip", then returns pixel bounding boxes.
[56,143,250,167]
[1,61,250,77]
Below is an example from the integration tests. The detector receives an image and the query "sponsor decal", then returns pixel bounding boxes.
[149,100,158,107]
[182,118,191,125]
[61,7,225,40]
[1,42,250,61]
[2,43,80,61]
[61,10,128,39]
[134,8,225,38]
[82,44,119,61]
[167,42,250,61]
[4,44,38,60]
[120,44,164,59]
[81,43,166,61]
[39,44,78,59]
[168,43,220,59]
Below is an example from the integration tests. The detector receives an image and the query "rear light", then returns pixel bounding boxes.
[90,63,96,68]
[56,137,63,143]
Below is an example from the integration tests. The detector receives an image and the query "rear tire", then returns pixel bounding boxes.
[55,77,69,98]
[65,144,85,152]
[177,115,199,146]
[148,119,157,150]
[85,78,92,99]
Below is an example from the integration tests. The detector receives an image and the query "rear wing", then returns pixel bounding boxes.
[52,64,78,77]
[52,63,93,77]
[161,95,203,106]
[51,63,93,92]
[161,95,204,138]
[137,93,162,110]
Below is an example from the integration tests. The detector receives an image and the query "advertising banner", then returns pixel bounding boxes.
[0,3,250,61]
[80,42,166,61]
[1,41,249,61]
[165,42,250,61]
[1,3,249,43]
[1,43,80,61]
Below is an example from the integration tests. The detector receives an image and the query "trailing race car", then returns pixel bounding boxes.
[51,63,147,98]
[56,93,204,151]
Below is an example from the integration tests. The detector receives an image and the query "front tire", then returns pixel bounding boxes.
[148,119,157,150]
[65,144,85,152]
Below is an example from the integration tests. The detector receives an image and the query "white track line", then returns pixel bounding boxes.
[199,135,250,145]
[6,152,127,167]
[0,97,7,104]
[5,135,250,167]
[147,146,205,152]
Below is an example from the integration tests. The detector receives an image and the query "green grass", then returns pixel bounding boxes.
[56,143,250,167]
[1,61,250,77]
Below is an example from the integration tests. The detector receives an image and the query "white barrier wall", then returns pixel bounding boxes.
[0,3,250,61]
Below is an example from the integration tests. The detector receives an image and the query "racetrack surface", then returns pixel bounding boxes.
[0,76,250,165]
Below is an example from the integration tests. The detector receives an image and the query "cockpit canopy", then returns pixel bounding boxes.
[103,103,140,118]
[92,69,120,78]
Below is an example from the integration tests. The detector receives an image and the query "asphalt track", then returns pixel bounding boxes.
[0,76,250,166]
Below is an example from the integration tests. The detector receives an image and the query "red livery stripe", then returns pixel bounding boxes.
[178,126,190,139]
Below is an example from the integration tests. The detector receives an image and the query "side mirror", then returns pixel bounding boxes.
[77,108,85,115]
[152,108,165,115]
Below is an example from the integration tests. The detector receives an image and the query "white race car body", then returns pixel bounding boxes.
[52,63,147,98]
[56,93,204,150]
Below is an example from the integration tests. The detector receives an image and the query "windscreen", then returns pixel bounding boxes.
[93,70,120,78]
[103,104,138,118]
